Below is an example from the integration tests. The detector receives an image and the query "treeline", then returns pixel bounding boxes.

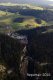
[0,6,53,22]
[19,9,53,22]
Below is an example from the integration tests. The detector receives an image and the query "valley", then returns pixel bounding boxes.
[0,3,53,34]
[0,3,53,80]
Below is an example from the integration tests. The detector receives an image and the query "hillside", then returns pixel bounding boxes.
[0,3,43,10]
[0,2,53,80]
[0,3,53,34]
[0,27,53,80]
[0,10,47,34]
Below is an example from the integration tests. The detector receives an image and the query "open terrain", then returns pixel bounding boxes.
[0,3,53,80]
[0,3,53,33]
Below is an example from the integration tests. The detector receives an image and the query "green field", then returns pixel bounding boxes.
[0,10,47,33]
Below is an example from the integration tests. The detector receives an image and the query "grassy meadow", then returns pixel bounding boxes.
[0,9,47,33]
